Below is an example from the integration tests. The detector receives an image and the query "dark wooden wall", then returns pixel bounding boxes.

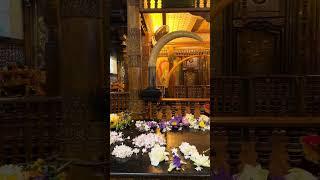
[214,0,320,76]
[212,0,320,116]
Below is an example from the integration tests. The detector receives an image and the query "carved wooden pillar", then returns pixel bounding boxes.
[142,32,152,89]
[59,0,105,160]
[127,0,144,117]
[45,0,60,96]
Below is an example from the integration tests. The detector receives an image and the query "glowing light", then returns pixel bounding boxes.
[145,0,162,9]
[149,13,163,33]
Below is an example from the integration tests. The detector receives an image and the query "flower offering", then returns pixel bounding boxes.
[148,144,169,166]
[112,144,134,159]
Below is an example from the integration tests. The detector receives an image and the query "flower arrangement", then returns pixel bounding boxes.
[168,116,183,130]
[148,144,169,166]
[168,148,186,172]
[132,133,166,150]
[179,142,210,171]
[182,114,196,127]
[112,144,134,159]
[134,114,210,133]
[135,120,158,132]
[110,131,124,145]
[110,112,132,131]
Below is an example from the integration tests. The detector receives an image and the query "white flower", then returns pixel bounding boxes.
[171,148,178,155]
[184,114,196,127]
[179,142,210,168]
[127,136,130,139]
[179,142,198,157]
[110,131,124,145]
[133,148,140,154]
[195,166,203,171]
[111,144,133,158]
[142,148,147,153]
[190,153,210,167]
[148,144,169,166]
[198,115,209,123]
[132,133,166,149]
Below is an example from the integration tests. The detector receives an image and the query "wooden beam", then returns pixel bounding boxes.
[212,117,320,127]
[162,12,166,25]
[191,18,205,32]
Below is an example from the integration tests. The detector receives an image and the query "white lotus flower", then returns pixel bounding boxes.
[179,142,198,157]
[148,144,169,166]
[190,153,210,167]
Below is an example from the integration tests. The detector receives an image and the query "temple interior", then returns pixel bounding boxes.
[0,0,319,179]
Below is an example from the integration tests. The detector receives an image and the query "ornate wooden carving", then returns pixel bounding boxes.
[0,43,25,67]
[233,0,285,18]
[233,20,284,74]
[165,105,172,120]
[61,0,101,17]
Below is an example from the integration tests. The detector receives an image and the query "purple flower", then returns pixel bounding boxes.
[158,120,167,130]
[173,154,181,168]
[169,116,182,129]
[146,121,158,129]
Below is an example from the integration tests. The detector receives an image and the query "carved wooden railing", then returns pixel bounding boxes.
[110,92,129,113]
[157,85,210,98]
[212,118,320,178]
[213,75,320,116]
[140,0,210,12]
[0,97,62,163]
[145,98,209,120]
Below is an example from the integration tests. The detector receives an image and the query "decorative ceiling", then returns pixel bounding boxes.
[143,12,210,47]
[144,13,210,34]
